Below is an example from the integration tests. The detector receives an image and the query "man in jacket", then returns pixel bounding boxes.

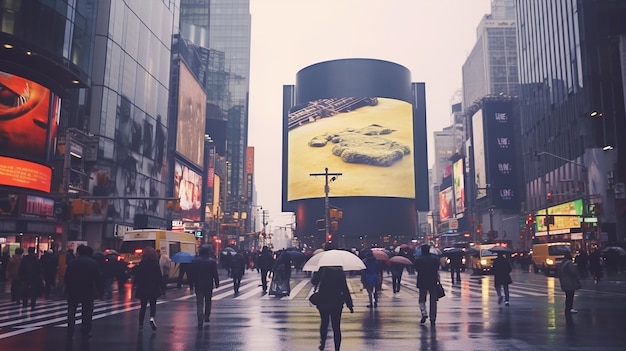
[559,251,581,314]
[19,247,43,310]
[65,245,104,339]
[258,246,274,293]
[414,244,440,325]
[188,246,219,329]
[6,248,24,304]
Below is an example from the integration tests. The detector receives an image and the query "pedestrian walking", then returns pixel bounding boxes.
[588,246,603,283]
[361,251,380,308]
[41,250,58,298]
[18,247,43,310]
[230,252,246,294]
[449,252,463,284]
[157,249,172,295]
[133,247,162,332]
[269,252,292,296]
[258,246,274,294]
[389,260,405,293]
[492,252,513,306]
[65,245,104,339]
[558,251,581,314]
[575,248,588,279]
[6,247,24,304]
[311,266,354,351]
[188,246,220,329]
[413,244,440,325]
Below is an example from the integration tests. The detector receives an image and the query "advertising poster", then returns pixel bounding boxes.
[453,158,465,214]
[176,63,206,167]
[174,160,202,221]
[472,109,487,199]
[439,187,453,222]
[287,97,415,201]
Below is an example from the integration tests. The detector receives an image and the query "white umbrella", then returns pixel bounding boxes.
[302,250,366,272]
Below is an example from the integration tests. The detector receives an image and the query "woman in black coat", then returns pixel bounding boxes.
[133,247,162,331]
[492,252,513,305]
[311,266,354,351]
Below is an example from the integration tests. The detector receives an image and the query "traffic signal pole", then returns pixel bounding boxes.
[309,168,342,247]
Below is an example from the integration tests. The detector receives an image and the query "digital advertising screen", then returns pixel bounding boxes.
[535,199,583,232]
[0,156,52,193]
[453,158,465,214]
[439,186,453,222]
[176,63,206,167]
[483,101,518,209]
[472,109,487,199]
[287,97,415,201]
[174,160,202,221]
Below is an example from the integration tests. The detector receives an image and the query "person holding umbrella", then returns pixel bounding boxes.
[361,251,381,308]
[311,266,354,351]
[492,252,513,306]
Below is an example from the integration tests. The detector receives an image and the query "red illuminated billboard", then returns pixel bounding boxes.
[0,71,59,162]
[0,156,52,192]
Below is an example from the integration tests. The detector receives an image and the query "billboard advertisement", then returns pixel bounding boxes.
[483,101,518,209]
[206,146,216,205]
[176,63,206,167]
[472,109,487,199]
[0,156,52,193]
[174,160,202,221]
[535,199,583,232]
[439,186,453,222]
[287,97,414,201]
[245,147,254,202]
[453,158,465,214]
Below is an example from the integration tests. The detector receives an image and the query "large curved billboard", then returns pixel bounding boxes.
[287,97,414,200]
[0,71,59,193]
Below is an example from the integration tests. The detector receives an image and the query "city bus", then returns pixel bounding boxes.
[119,229,198,280]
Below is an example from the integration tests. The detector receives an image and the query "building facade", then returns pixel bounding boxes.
[516,0,626,244]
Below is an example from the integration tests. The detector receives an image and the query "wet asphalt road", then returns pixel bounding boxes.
[1,268,625,351]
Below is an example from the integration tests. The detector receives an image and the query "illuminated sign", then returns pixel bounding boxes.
[176,63,206,167]
[439,187,453,222]
[21,195,54,218]
[0,71,58,162]
[472,109,487,199]
[287,97,414,200]
[0,156,52,192]
[453,158,465,214]
[535,199,584,231]
[174,160,202,221]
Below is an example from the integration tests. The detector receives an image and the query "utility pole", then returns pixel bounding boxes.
[309,167,342,246]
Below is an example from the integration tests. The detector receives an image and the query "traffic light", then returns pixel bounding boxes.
[526,213,534,225]
[71,199,84,216]
[546,192,553,203]
[326,233,332,242]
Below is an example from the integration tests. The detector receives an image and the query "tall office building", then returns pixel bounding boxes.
[180,0,252,204]
[516,0,626,243]
[461,0,521,245]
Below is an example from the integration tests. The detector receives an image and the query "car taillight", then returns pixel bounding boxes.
[134,248,143,255]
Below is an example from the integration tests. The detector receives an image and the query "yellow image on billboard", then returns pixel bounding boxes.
[287,97,414,200]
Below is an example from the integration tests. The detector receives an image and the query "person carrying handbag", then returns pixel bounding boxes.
[413,244,440,325]
[311,266,354,351]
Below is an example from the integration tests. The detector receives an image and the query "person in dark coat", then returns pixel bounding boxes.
[6,248,24,304]
[492,252,513,305]
[559,251,581,314]
[389,260,405,293]
[65,245,104,339]
[311,266,354,351]
[40,250,58,298]
[361,252,381,308]
[230,252,246,294]
[18,247,43,310]
[575,248,588,279]
[588,246,603,283]
[258,246,274,293]
[270,252,292,296]
[188,245,220,329]
[413,244,440,325]
[449,252,463,284]
[133,246,162,332]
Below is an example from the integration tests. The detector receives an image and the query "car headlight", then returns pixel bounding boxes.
[546,258,554,266]
[462,257,466,264]
[481,259,488,266]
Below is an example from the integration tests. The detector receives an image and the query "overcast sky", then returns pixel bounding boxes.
[247,0,492,227]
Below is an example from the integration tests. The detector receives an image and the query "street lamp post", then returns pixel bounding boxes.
[309,167,342,246]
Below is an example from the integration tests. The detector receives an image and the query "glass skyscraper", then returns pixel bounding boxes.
[180,0,251,203]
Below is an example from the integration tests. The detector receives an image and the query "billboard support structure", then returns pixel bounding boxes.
[309,167,342,246]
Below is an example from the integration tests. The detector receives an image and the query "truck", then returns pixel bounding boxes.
[530,242,571,276]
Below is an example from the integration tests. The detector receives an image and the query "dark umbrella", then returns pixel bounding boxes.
[282,250,305,259]
[441,248,464,256]
[171,251,195,263]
